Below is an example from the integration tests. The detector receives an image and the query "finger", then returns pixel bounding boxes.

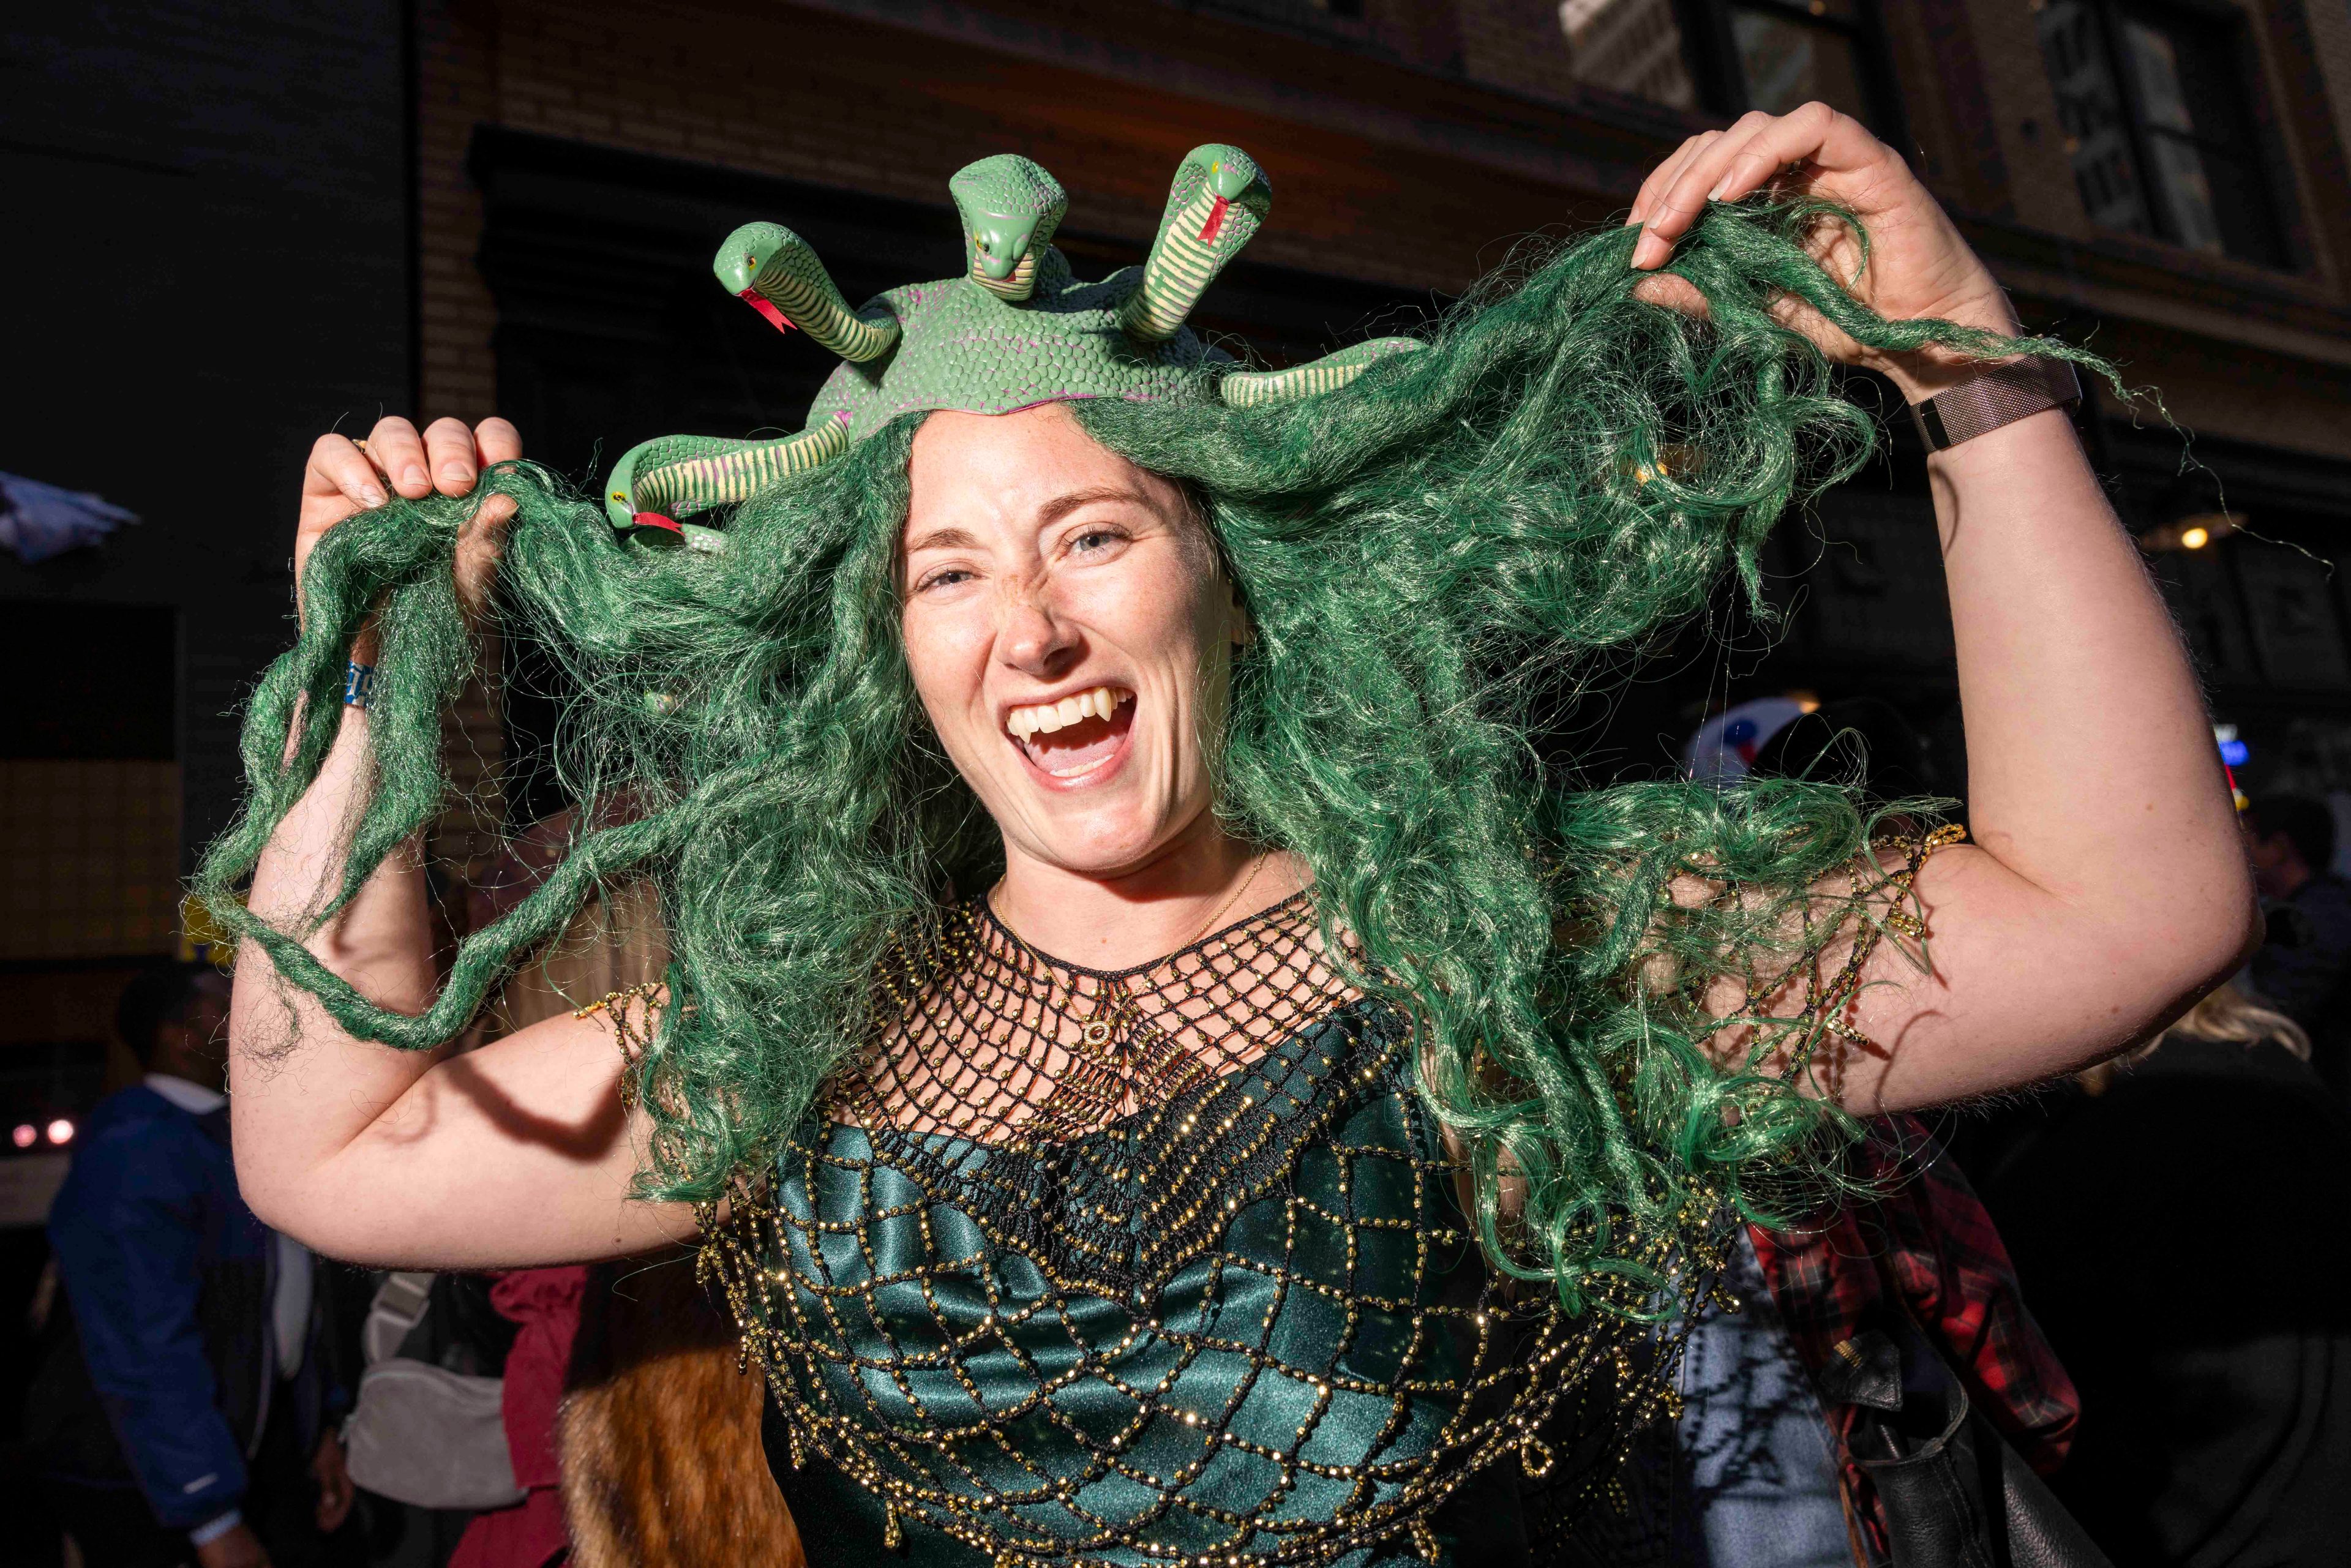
[1706,101,1880,206]
[368,416,433,498]
[1633,272,1712,321]
[1627,132,1711,228]
[1630,132,1723,243]
[473,416,523,467]
[306,434,388,511]
[453,491,519,613]
[423,416,479,497]
[1634,113,1772,268]
[1762,288,1859,361]
[1629,144,1715,266]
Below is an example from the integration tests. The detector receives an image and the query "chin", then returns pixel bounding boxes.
[1016,793,1188,878]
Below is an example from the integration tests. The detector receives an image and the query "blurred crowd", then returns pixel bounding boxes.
[16,703,2351,1568]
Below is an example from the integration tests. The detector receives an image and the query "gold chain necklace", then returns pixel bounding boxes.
[1081,849,1269,1050]
[992,850,1272,1053]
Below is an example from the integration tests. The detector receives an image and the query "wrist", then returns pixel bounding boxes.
[189,1509,244,1548]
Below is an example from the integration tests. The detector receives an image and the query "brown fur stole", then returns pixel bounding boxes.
[558,1255,803,1568]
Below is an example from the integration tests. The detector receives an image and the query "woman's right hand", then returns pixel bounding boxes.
[298,416,523,633]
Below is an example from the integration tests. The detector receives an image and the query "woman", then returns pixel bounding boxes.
[214,108,2252,1565]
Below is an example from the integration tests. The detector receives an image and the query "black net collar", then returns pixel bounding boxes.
[834,887,1368,1147]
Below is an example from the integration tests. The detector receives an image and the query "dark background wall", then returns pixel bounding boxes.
[0,0,414,869]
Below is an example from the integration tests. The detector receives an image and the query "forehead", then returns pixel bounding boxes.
[904,405,1164,533]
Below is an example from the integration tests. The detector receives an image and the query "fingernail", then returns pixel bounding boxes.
[361,486,387,508]
[402,465,429,489]
[1706,179,1730,201]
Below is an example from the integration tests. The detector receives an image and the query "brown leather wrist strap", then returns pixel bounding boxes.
[1909,356,2081,452]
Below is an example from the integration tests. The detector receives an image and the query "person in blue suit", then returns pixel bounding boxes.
[29,961,355,1568]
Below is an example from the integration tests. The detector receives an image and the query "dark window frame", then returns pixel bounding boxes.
[1674,0,1910,144]
[2047,0,2297,268]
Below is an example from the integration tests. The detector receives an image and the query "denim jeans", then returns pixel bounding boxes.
[1669,1231,1865,1567]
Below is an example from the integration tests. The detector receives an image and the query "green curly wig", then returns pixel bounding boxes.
[200,190,2099,1311]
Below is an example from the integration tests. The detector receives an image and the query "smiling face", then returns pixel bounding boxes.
[900,405,1245,882]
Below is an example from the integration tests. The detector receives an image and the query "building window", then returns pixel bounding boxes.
[2038,0,2287,265]
[1561,0,1701,110]
[1719,0,1875,122]
[1561,1,1887,130]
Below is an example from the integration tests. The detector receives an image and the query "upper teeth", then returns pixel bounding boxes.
[1007,686,1128,740]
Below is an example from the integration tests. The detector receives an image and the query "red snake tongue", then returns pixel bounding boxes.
[737,289,795,334]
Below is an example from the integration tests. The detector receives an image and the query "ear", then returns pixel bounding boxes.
[1228,580,1253,648]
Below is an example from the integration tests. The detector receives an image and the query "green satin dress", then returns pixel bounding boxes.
[698,898,1665,1567]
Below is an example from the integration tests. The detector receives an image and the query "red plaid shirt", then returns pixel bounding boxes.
[1747,1117,2079,1554]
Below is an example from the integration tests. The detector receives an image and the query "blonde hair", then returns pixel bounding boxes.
[2080,978,2309,1093]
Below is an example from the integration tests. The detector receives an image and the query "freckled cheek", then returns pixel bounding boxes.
[899,610,999,757]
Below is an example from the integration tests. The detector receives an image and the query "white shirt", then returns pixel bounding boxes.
[143,1073,312,1379]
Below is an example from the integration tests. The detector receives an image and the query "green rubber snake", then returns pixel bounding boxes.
[1218,334,1427,406]
[951,155,1067,302]
[1117,144,1270,344]
[717,222,900,362]
[601,143,1430,547]
[602,421,850,543]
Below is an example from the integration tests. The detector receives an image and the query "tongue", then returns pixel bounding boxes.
[1024,705,1131,775]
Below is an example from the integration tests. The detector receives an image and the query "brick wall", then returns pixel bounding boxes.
[411,0,1722,420]
[1455,0,1585,102]
[1955,0,2093,239]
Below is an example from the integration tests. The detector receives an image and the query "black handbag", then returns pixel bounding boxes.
[1817,1318,2113,1568]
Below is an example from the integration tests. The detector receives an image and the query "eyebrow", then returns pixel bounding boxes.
[902,524,985,555]
[901,486,1164,557]
[1036,485,1161,527]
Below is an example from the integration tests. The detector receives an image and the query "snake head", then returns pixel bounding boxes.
[1206,156,1255,200]
[714,221,794,295]
[950,155,1067,301]
[966,216,1034,282]
[1116,144,1272,345]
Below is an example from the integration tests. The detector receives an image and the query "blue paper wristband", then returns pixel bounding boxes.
[343,661,377,710]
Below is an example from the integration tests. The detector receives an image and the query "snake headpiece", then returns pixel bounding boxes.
[602,144,1422,550]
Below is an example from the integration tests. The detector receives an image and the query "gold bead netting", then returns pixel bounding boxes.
[696,893,1734,1566]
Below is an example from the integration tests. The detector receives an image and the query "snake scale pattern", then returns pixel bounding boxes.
[602,144,1426,546]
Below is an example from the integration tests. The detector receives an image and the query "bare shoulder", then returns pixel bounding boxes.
[1635,822,1965,1091]
[563,981,670,1060]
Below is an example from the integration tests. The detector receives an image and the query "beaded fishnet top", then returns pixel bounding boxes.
[697,891,1733,1566]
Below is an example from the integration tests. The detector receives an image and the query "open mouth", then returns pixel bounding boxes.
[1006,686,1135,782]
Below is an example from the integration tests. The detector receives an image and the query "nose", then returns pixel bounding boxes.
[996,575,1082,681]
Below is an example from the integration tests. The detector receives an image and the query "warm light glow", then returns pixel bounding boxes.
[10,1125,34,1150]
[46,1119,74,1146]
[2180,525,2211,550]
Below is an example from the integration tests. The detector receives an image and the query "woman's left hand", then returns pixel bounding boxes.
[1625,102,2015,401]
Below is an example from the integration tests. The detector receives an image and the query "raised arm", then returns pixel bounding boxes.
[228,416,694,1269]
[1628,105,2260,1112]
